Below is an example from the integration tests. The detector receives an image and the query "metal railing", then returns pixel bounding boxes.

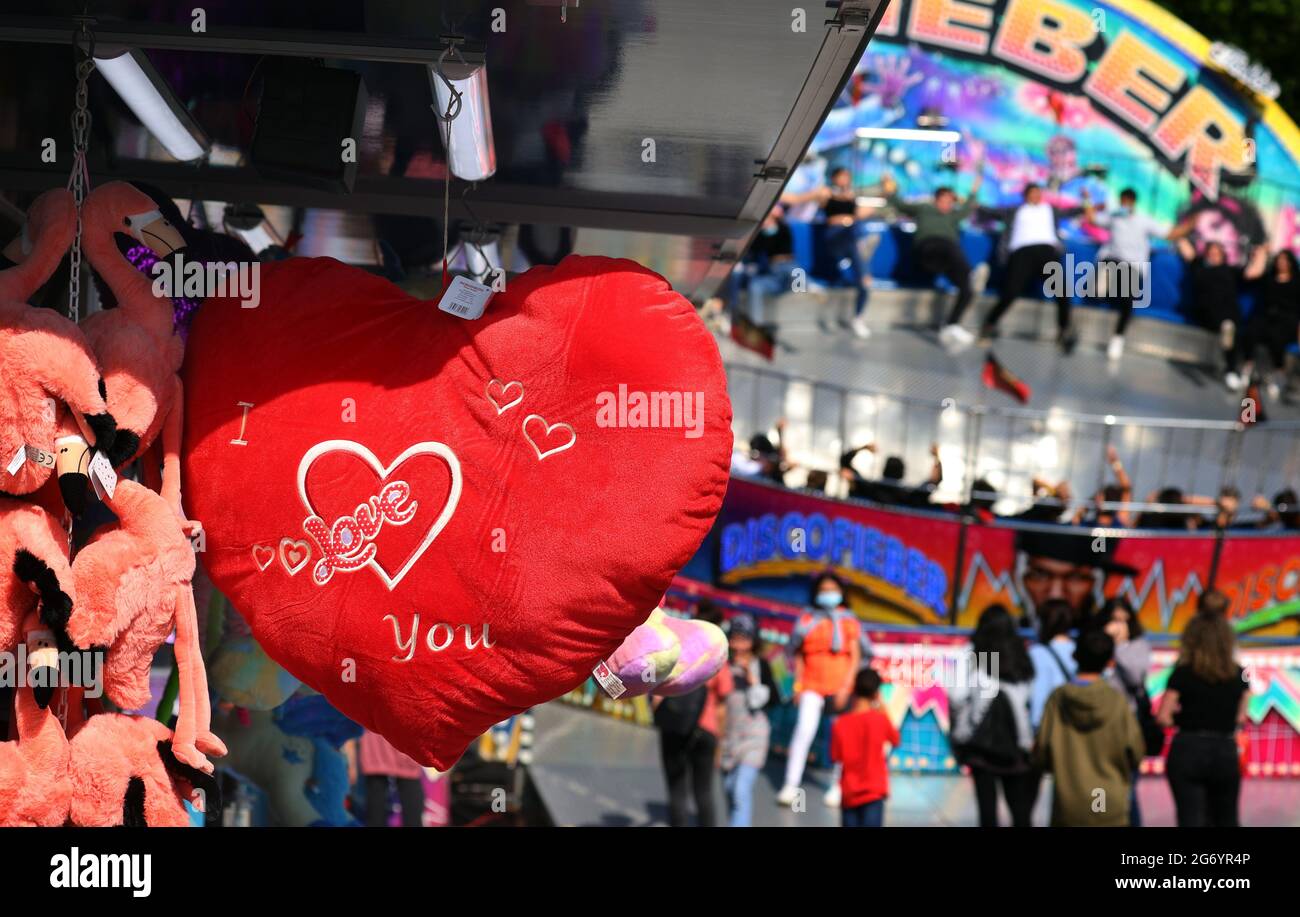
[726,362,1300,515]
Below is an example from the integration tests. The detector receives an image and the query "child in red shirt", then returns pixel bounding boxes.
[830,668,899,827]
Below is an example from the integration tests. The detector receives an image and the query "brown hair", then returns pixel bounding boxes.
[1197,589,1230,617]
[1177,613,1238,683]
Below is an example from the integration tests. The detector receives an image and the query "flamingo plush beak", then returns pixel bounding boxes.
[55,433,94,517]
[124,208,186,258]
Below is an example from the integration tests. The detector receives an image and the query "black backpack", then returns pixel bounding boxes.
[653,686,708,736]
[1114,666,1166,757]
[955,691,1031,775]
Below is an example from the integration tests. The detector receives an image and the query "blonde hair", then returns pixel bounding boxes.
[1177,613,1238,683]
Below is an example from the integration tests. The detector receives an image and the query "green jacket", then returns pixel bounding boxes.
[886,192,975,243]
[1034,678,1143,827]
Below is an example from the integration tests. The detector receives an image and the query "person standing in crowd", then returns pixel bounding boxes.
[830,668,899,827]
[1034,629,1144,827]
[351,729,426,828]
[654,606,735,827]
[1136,486,1195,530]
[1082,187,1183,361]
[1240,249,1300,401]
[880,169,985,350]
[1176,237,1268,391]
[1028,598,1078,730]
[1157,606,1250,827]
[1091,597,1153,825]
[731,418,793,485]
[1252,488,1300,530]
[783,166,874,339]
[721,614,778,828]
[978,184,1088,353]
[949,604,1037,827]
[840,441,943,508]
[777,572,862,808]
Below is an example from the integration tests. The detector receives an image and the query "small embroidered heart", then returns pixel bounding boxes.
[522,414,576,461]
[279,538,311,576]
[485,379,524,415]
[251,544,275,572]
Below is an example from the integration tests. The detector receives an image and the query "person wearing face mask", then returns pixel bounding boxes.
[776,572,862,809]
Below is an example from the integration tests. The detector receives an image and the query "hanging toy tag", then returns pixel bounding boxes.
[6,443,26,476]
[592,660,627,699]
[437,274,494,321]
[88,451,117,500]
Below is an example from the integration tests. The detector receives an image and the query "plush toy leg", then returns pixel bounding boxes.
[171,583,224,771]
[161,379,200,535]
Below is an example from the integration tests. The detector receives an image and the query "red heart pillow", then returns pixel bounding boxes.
[182,255,731,767]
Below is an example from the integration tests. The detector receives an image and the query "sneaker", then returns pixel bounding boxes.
[939,324,974,352]
[1220,320,1236,351]
[823,785,842,808]
[1107,335,1124,361]
[1225,371,1243,391]
[1268,380,1282,402]
[776,785,799,807]
[850,316,871,339]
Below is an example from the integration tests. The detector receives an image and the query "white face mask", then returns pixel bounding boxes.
[815,592,842,609]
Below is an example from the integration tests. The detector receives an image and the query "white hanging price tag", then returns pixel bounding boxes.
[88,451,117,500]
[437,274,493,321]
[6,443,26,476]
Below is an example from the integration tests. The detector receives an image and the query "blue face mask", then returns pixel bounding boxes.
[815,592,842,609]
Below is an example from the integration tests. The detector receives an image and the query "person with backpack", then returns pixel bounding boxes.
[949,605,1037,827]
[654,603,734,827]
[776,572,862,809]
[1089,598,1159,825]
[1028,598,1078,729]
[721,614,779,827]
[1034,629,1144,826]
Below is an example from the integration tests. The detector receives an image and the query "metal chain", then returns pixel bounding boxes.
[432,45,465,288]
[66,22,96,323]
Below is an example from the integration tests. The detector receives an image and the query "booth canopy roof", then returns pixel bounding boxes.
[0,0,879,297]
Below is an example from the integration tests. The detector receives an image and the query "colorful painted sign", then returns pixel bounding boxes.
[808,0,1300,259]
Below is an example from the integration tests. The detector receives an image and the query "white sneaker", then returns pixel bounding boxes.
[1220,320,1236,351]
[1225,371,1243,391]
[1267,380,1282,402]
[850,316,871,339]
[823,785,842,808]
[1107,335,1124,361]
[939,324,974,352]
[775,785,799,807]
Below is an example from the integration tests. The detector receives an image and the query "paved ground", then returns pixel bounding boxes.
[529,702,1300,827]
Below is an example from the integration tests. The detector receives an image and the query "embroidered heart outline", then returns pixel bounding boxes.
[485,378,524,415]
[522,414,577,461]
[279,538,312,576]
[296,440,462,592]
[252,544,275,572]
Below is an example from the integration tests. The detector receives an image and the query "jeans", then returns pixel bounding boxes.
[724,763,760,827]
[748,261,803,324]
[914,236,974,324]
[983,243,1071,332]
[842,798,885,827]
[823,223,870,315]
[660,727,719,827]
[1166,733,1241,827]
[365,775,424,827]
[970,767,1038,827]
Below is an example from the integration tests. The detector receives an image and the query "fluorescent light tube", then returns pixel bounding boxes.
[854,127,963,144]
[95,47,211,162]
[429,62,496,181]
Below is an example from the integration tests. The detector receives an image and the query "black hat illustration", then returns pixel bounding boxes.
[1014,526,1139,578]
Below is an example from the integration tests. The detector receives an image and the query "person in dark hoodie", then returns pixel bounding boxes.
[1033,629,1144,827]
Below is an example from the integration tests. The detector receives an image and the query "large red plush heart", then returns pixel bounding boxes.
[182,255,731,767]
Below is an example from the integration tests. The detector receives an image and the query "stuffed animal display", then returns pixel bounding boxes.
[600,607,728,699]
[0,186,225,827]
[183,253,733,768]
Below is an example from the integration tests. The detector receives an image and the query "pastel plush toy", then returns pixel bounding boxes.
[67,712,217,827]
[604,607,682,698]
[651,612,729,697]
[0,190,116,495]
[63,475,225,773]
[80,182,193,530]
[0,613,72,827]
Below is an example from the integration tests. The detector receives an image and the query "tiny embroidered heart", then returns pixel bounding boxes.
[485,379,524,415]
[251,544,275,572]
[522,414,576,461]
[279,538,311,576]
